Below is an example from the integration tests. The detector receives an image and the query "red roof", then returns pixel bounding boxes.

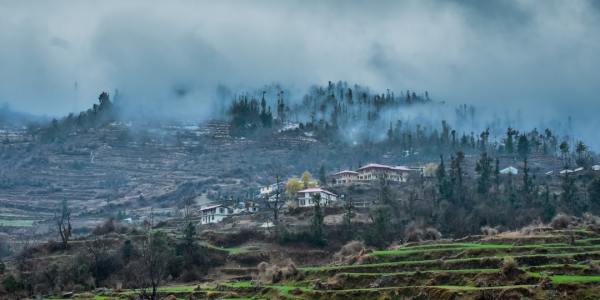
[357,163,412,172]
[200,204,227,211]
[298,188,337,196]
[333,170,359,176]
[393,166,412,171]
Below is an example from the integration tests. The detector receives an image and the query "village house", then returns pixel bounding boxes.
[331,170,359,185]
[297,188,338,207]
[331,163,413,185]
[356,163,411,182]
[200,204,233,225]
[259,183,279,196]
[258,182,285,201]
[233,201,259,214]
[500,166,518,175]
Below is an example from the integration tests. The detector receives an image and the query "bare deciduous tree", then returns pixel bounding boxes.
[264,173,286,235]
[140,230,172,300]
[84,237,110,287]
[56,199,72,249]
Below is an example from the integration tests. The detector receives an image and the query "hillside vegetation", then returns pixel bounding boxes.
[7,218,597,300]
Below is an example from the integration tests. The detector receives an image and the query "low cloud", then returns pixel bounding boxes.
[0,0,598,128]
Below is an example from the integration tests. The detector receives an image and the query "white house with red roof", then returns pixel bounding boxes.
[356,163,411,183]
[331,163,413,185]
[200,204,233,225]
[297,188,339,207]
[331,170,359,185]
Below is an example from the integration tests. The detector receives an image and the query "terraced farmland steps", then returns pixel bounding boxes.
[211,229,600,299]
[46,228,600,299]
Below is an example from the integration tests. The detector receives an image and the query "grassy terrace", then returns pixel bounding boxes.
[301,250,600,273]
[43,230,600,299]
[0,219,34,227]
[369,238,600,257]
[201,242,260,255]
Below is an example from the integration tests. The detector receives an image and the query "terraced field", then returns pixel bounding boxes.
[46,229,600,299]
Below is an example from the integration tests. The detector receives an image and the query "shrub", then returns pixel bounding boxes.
[2,275,22,294]
[550,213,572,229]
[334,241,364,259]
[481,225,499,236]
[333,241,365,264]
[405,228,423,242]
[423,227,442,241]
[180,269,202,282]
[276,229,313,245]
[582,213,600,225]
[203,228,264,247]
[256,260,298,284]
[92,218,116,235]
[585,260,600,273]
[500,257,519,277]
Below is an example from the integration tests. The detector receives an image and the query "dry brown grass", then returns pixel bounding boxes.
[333,240,366,265]
[256,260,298,284]
[481,225,499,236]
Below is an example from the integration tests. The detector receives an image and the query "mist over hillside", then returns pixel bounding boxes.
[5,81,596,151]
[2,1,600,118]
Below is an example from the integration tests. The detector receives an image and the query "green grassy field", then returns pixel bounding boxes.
[0,218,34,227]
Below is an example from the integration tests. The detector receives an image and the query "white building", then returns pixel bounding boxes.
[297,188,338,207]
[259,183,279,196]
[356,163,411,182]
[500,166,518,175]
[559,169,574,175]
[258,182,286,200]
[331,163,413,185]
[331,170,359,185]
[233,201,259,214]
[200,204,232,225]
[593,165,600,171]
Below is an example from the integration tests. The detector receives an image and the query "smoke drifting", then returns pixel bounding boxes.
[1,0,599,142]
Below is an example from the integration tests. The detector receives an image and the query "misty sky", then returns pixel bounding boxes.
[1,0,599,118]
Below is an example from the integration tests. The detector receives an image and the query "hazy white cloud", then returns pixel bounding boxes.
[0,0,599,119]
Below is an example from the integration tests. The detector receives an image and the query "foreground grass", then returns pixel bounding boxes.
[550,275,600,283]
[201,242,258,255]
[303,250,600,273]
[369,242,600,257]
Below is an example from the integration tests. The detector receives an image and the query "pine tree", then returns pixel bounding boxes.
[517,134,530,161]
[436,155,452,200]
[342,196,354,240]
[475,152,492,194]
[310,194,325,246]
[561,171,577,212]
[367,207,391,247]
[542,184,555,222]
[505,128,517,154]
[450,151,465,203]
[319,165,327,186]
[522,158,533,194]
[494,158,501,193]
